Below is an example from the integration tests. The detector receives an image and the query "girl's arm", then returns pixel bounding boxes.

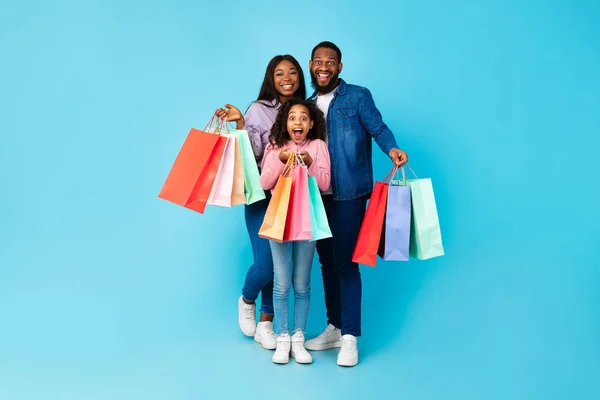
[260,145,286,190]
[307,140,331,191]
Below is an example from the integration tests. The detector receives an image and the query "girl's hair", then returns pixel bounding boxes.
[268,99,326,148]
[255,55,307,106]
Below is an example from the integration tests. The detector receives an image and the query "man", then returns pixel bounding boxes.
[305,41,408,367]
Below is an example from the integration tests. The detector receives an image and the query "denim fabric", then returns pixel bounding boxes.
[309,79,399,201]
[315,195,367,336]
[270,240,317,336]
[241,194,274,315]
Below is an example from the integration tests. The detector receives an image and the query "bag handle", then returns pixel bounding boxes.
[389,166,408,185]
[203,113,221,132]
[405,164,418,179]
[281,152,296,177]
[383,165,398,184]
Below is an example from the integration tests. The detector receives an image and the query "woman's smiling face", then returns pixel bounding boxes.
[274,60,300,101]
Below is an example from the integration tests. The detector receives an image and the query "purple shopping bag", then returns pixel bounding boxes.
[378,168,412,261]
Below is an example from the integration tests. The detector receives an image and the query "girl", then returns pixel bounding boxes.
[260,99,331,364]
[216,55,307,351]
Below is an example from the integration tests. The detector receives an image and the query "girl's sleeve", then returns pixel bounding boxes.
[307,140,331,191]
[244,103,269,161]
[260,145,286,190]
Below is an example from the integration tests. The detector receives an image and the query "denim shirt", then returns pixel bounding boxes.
[309,79,399,201]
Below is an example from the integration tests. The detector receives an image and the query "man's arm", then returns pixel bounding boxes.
[358,87,408,166]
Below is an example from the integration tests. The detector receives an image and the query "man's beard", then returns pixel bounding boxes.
[310,71,339,94]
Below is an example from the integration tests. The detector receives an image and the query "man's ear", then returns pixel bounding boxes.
[309,60,313,70]
[338,62,343,74]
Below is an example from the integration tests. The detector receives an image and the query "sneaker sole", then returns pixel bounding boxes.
[290,351,313,364]
[254,335,276,350]
[337,356,358,367]
[305,340,342,351]
[239,324,256,337]
[272,357,289,364]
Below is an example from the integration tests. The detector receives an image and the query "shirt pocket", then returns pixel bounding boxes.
[336,108,359,131]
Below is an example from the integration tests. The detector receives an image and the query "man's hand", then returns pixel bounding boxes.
[389,148,408,166]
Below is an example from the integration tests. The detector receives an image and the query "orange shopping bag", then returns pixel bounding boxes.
[351,167,396,267]
[258,153,295,242]
[158,115,225,213]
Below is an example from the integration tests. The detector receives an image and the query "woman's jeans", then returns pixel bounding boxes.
[269,240,317,336]
[241,195,274,315]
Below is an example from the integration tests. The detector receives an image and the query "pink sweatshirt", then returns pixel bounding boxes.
[260,139,331,192]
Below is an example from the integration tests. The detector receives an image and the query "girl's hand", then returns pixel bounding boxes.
[278,147,291,164]
[299,150,313,167]
[215,104,245,129]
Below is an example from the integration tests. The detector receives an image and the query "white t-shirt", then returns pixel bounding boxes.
[315,91,335,195]
[316,90,335,121]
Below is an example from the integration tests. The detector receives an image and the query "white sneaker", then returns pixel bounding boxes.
[238,296,256,336]
[290,331,312,364]
[337,334,359,367]
[254,321,277,350]
[272,333,291,364]
[305,324,342,350]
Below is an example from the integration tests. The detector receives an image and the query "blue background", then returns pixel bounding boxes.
[1,1,599,399]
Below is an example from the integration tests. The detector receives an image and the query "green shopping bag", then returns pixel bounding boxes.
[403,166,444,260]
[307,175,332,242]
[228,128,266,205]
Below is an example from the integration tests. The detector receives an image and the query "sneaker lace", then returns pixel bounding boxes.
[321,325,336,338]
[341,337,357,355]
[264,322,275,335]
[244,306,254,320]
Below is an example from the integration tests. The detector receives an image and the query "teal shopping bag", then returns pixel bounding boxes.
[307,175,332,241]
[403,166,444,260]
[229,128,266,204]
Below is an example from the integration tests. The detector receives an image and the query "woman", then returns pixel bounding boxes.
[216,55,307,350]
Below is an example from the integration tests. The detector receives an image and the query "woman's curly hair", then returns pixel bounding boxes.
[268,99,327,148]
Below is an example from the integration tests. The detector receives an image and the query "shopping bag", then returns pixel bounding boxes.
[207,134,235,207]
[308,175,333,241]
[352,167,399,267]
[405,166,444,260]
[378,167,411,261]
[230,134,246,206]
[258,154,295,242]
[283,164,312,242]
[229,128,266,205]
[158,115,223,213]
[185,134,227,213]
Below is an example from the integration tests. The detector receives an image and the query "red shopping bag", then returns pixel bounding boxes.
[158,115,225,213]
[352,167,397,267]
[185,134,228,213]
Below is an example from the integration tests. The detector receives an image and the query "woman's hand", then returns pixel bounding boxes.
[278,147,291,164]
[215,104,245,129]
[299,150,313,167]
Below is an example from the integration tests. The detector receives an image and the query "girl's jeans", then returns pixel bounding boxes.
[269,240,317,336]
